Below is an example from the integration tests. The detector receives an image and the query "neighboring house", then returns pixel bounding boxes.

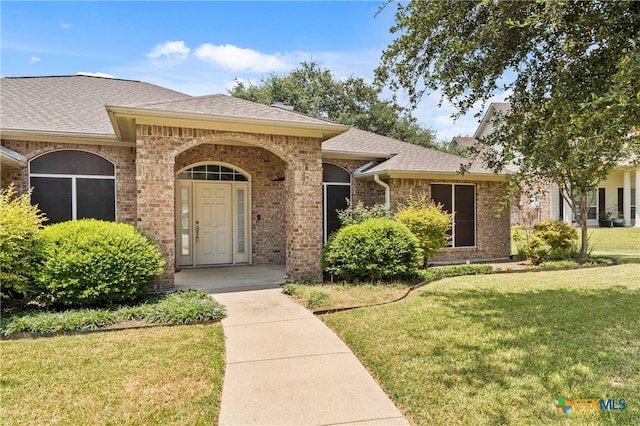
[1,75,511,289]
[470,102,640,228]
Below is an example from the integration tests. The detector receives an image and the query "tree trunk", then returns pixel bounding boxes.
[575,194,589,262]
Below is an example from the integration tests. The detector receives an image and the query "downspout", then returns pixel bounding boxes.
[374,174,391,209]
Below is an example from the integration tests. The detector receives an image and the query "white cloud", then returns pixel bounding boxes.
[30,56,41,63]
[76,71,116,78]
[147,41,190,64]
[194,43,292,73]
[60,21,72,29]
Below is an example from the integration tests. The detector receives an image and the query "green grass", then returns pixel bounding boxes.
[588,227,640,256]
[512,226,640,258]
[0,324,225,425]
[283,282,409,311]
[323,264,640,425]
[1,290,225,336]
[282,265,493,312]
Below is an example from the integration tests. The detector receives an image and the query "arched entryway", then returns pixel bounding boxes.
[175,162,251,267]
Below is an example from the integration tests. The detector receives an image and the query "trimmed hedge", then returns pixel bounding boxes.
[32,220,164,307]
[322,217,422,281]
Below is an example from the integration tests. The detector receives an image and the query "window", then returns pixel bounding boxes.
[322,164,351,242]
[574,190,597,221]
[29,150,116,223]
[178,164,248,181]
[431,183,475,247]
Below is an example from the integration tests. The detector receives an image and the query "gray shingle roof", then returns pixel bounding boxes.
[131,94,335,126]
[452,136,478,148]
[0,75,189,135]
[324,128,495,175]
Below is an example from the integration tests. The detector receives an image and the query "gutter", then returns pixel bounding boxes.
[374,174,391,209]
[0,145,27,168]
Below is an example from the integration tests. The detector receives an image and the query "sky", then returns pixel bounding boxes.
[1,1,509,141]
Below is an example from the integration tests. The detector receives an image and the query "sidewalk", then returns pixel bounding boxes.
[213,288,410,426]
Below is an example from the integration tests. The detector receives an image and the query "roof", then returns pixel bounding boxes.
[474,102,511,139]
[0,75,189,135]
[0,75,347,141]
[0,75,502,178]
[324,128,497,177]
[451,136,478,149]
[128,94,334,127]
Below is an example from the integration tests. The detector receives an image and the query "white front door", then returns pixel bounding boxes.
[195,182,233,265]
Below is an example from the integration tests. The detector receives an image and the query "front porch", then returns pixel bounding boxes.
[175,265,286,294]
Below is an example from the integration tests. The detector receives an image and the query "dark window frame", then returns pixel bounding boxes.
[430,183,476,248]
[322,163,352,243]
[29,150,116,224]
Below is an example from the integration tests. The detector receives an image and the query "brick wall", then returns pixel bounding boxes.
[387,177,511,261]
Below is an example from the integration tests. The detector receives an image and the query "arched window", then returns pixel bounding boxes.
[29,150,116,223]
[322,163,351,242]
[178,164,248,181]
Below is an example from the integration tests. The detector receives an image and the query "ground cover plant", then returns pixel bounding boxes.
[323,265,640,425]
[0,324,225,425]
[1,290,225,336]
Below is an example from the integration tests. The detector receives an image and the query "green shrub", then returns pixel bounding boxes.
[531,220,579,251]
[524,221,579,265]
[32,219,164,307]
[337,200,389,226]
[322,217,422,282]
[306,291,330,309]
[417,264,493,282]
[395,197,451,262]
[0,185,46,299]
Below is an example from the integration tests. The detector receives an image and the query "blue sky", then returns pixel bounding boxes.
[1,1,508,140]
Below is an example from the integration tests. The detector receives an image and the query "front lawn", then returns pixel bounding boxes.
[512,226,640,258]
[323,264,640,425]
[588,227,640,256]
[0,324,225,425]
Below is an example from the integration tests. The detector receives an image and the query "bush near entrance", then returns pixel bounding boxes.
[322,217,422,282]
[32,219,164,307]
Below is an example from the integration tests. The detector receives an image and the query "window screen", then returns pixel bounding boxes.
[431,183,475,247]
[323,164,351,183]
[29,150,116,223]
[31,177,73,224]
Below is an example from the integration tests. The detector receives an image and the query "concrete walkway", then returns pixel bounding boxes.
[213,287,410,426]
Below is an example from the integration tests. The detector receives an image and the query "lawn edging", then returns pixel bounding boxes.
[311,259,619,315]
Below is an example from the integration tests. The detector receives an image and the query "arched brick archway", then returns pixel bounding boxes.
[135,125,324,289]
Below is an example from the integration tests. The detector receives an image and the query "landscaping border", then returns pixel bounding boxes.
[311,259,618,315]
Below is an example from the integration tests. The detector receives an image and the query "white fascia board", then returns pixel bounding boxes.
[106,105,350,140]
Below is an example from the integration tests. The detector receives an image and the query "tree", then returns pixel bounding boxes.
[376,0,640,260]
[229,61,438,148]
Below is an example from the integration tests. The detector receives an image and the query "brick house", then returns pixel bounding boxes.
[1,76,511,289]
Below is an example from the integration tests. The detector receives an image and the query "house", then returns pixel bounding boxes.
[1,75,511,289]
[471,102,640,228]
